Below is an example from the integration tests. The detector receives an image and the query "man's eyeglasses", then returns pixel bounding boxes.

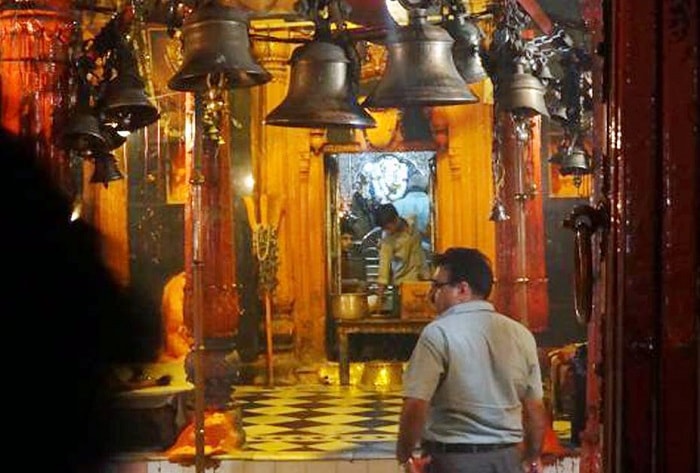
[430,280,454,290]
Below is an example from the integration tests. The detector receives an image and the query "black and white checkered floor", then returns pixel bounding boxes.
[233,384,402,460]
[104,373,577,472]
[229,384,573,461]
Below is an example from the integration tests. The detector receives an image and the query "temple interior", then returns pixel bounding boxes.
[4,0,694,472]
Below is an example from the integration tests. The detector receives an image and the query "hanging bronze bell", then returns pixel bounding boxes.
[99,72,160,132]
[558,143,592,177]
[499,59,550,118]
[443,14,488,84]
[363,8,477,109]
[90,151,124,187]
[99,41,159,132]
[168,1,271,92]
[61,79,106,152]
[265,40,376,129]
[61,110,106,152]
[545,89,568,124]
[100,125,127,150]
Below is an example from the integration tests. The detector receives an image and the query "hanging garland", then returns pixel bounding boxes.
[253,225,280,296]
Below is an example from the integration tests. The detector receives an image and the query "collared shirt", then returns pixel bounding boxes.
[376,222,427,286]
[402,300,543,444]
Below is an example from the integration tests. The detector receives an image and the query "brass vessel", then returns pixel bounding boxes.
[331,293,369,320]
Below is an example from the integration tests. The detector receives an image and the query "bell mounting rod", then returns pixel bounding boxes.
[514,0,553,35]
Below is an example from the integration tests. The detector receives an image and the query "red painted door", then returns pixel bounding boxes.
[579,1,699,472]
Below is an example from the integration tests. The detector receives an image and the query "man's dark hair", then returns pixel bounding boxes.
[434,247,494,298]
[340,216,354,235]
[375,203,399,227]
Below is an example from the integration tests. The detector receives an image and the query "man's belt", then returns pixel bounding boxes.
[422,440,518,454]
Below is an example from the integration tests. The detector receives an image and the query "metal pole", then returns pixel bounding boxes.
[190,123,206,473]
[264,291,274,386]
[513,118,530,327]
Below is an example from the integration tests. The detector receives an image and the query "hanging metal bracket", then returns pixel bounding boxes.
[562,202,609,325]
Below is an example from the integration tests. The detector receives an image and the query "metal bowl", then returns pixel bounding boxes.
[331,292,369,320]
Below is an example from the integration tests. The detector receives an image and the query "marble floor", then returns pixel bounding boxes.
[234,384,402,460]
[105,380,579,473]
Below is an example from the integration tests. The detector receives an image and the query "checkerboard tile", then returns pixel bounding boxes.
[233,385,401,459]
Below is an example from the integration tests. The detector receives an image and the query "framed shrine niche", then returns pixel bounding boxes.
[325,150,436,311]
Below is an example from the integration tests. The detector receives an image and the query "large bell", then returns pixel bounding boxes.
[363,8,477,109]
[265,41,376,129]
[499,59,550,118]
[168,1,271,92]
[443,14,488,84]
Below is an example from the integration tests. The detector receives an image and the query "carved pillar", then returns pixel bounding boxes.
[0,0,74,195]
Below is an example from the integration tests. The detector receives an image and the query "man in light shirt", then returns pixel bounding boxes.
[396,247,546,473]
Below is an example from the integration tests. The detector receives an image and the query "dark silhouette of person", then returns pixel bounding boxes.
[2,126,159,473]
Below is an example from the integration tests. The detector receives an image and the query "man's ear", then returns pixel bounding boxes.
[459,281,473,300]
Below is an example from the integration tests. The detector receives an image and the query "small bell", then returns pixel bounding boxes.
[90,151,124,188]
[544,88,567,124]
[499,58,550,118]
[536,63,556,85]
[61,110,106,153]
[550,137,593,188]
[559,143,592,176]
[98,42,159,132]
[61,78,106,152]
[489,199,510,222]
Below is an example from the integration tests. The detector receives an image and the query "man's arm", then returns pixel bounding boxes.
[396,397,429,464]
[376,239,392,287]
[522,397,547,470]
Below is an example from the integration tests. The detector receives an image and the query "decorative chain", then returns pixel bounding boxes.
[491,0,574,81]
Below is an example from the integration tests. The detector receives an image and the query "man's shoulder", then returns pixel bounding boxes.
[419,318,449,341]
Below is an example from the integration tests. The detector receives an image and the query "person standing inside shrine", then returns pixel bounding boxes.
[374,203,429,299]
